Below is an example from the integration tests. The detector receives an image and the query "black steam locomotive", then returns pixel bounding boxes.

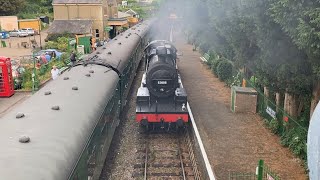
[136,40,189,130]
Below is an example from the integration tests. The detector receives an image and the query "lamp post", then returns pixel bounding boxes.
[38,18,42,49]
[32,49,36,94]
[31,46,39,94]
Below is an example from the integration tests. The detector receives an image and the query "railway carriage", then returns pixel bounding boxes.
[0,21,152,180]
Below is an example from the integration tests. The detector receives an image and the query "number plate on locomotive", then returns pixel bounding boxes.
[158,81,167,85]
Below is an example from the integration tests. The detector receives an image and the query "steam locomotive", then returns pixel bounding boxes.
[136,40,189,130]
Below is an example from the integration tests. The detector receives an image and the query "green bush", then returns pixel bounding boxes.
[264,118,280,134]
[206,50,218,66]
[45,41,58,49]
[45,37,69,51]
[216,58,233,81]
[45,32,75,42]
[56,37,69,51]
[211,59,221,75]
[21,67,35,90]
[280,127,307,160]
[23,81,33,90]
[228,72,242,87]
[39,64,48,76]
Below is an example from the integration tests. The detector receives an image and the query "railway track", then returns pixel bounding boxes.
[132,129,201,180]
[102,22,216,180]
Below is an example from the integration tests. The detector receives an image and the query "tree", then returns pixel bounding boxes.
[0,0,26,15]
[21,0,52,14]
[268,0,320,118]
[183,0,313,119]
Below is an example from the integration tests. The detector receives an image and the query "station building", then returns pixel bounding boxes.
[49,0,127,40]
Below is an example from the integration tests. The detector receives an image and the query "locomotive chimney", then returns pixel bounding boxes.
[156,46,167,56]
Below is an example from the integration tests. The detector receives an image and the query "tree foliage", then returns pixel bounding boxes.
[216,59,233,81]
[21,0,53,15]
[181,0,314,95]
[176,0,315,162]
[0,0,52,17]
[0,0,26,15]
[268,0,320,78]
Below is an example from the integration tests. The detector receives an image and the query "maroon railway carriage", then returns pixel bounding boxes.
[136,40,189,130]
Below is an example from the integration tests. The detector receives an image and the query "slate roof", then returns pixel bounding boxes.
[47,20,93,34]
[52,0,102,4]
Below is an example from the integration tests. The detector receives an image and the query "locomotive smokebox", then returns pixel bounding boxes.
[146,48,178,97]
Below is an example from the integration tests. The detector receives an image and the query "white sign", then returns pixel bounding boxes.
[122,1,128,6]
[266,106,276,119]
[158,81,167,85]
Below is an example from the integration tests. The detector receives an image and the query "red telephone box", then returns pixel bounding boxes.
[0,56,14,97]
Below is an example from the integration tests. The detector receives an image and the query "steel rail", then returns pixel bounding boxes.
[144,136,148,180]
[178,137,187,180]
[185,128,202,180]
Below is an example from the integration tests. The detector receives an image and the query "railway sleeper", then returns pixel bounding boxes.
[136,151,186,159]
[136,155,179,160]
[152,149,179,152]
[136,148,146,153]
[131,171,144,178]
[153,152,180,159]
[152,162,193,168]
[149,172,181,177]
[132,171,194,179]
[133,161,193,169]
[147,166,185,172]
[148,177,194,180]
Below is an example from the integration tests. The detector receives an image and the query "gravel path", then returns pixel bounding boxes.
[99,63,143,180]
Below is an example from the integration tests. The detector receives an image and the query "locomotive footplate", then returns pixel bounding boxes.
[136,87,189,125]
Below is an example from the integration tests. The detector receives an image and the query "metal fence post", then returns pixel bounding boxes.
[32,51,35,94]
[257,159,264,180]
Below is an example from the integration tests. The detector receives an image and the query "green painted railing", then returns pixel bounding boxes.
[229,160,281,180]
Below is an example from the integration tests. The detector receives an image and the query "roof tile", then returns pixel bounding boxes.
[47,20,93,34]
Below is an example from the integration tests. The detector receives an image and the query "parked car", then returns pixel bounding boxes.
[21,28,35,36]
[0,31,10,39]
[9,30,28,37]
[34,49,63,62]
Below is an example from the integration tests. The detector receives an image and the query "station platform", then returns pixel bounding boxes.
[0,92,31,118]
[175,34,307,179]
